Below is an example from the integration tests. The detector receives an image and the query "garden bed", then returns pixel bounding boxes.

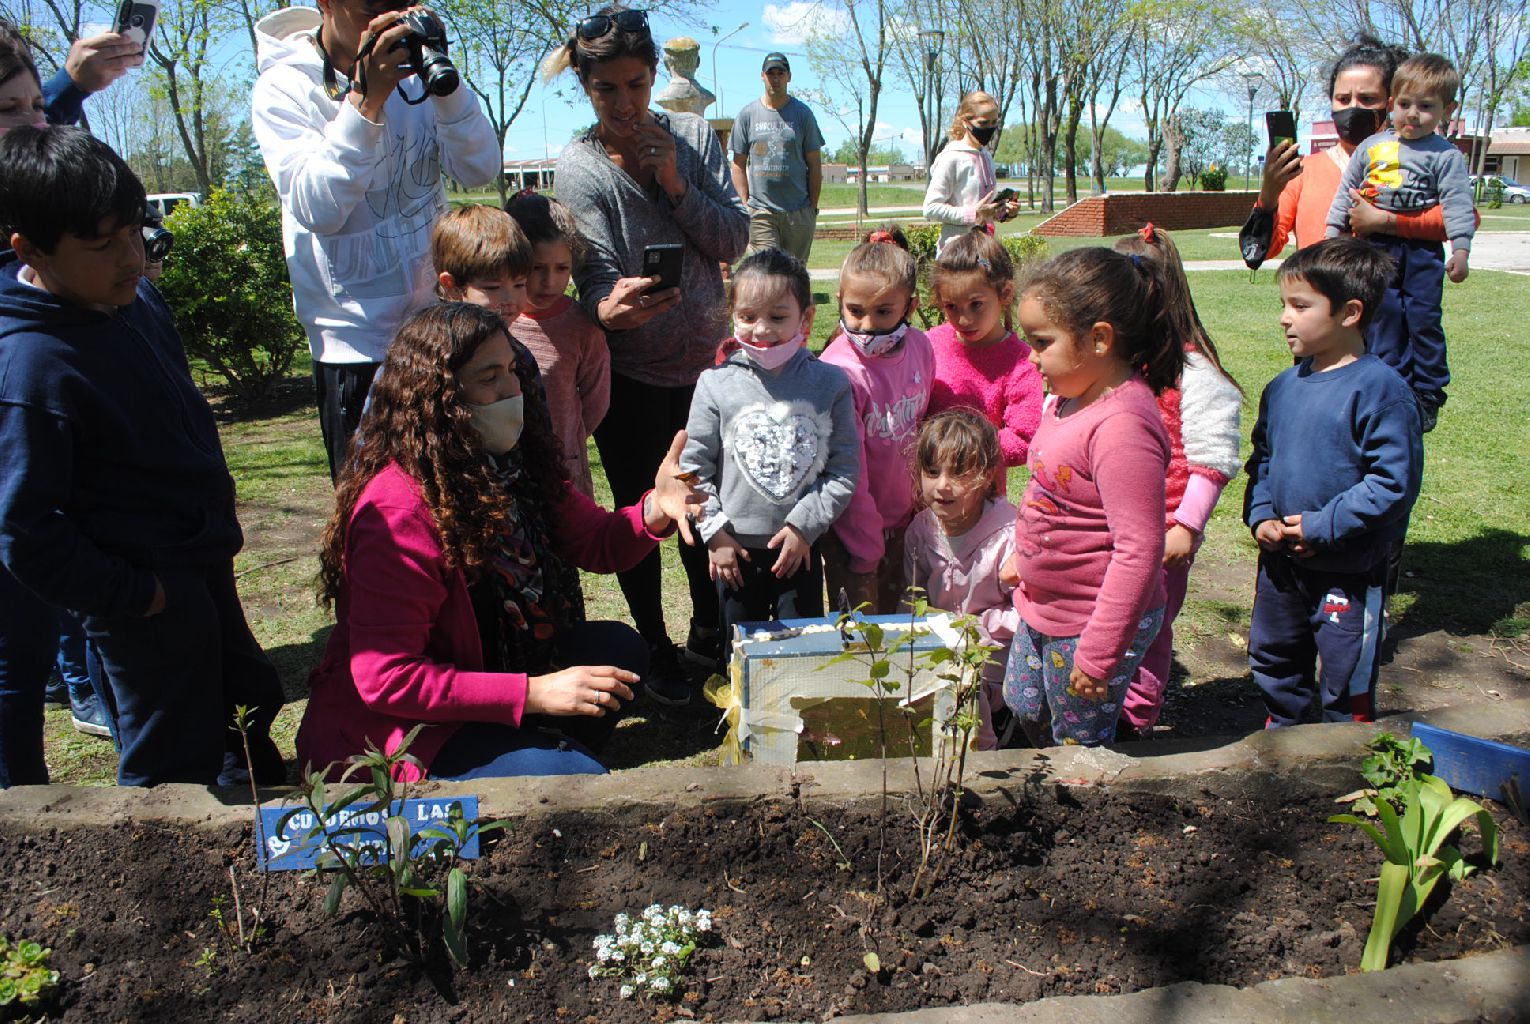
[2,731,1526,1023]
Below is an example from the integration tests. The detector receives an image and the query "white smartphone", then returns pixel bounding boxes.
[111,0,160,67]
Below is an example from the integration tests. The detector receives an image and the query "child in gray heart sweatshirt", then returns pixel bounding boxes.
[681,249,860,656]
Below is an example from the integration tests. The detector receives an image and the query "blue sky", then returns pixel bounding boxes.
[501,0,1187,163]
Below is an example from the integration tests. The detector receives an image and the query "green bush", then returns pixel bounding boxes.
[157,189,305,405]
[904,224,1048,330]
[1198,165,1228,192]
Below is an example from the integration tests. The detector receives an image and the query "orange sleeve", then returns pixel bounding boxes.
[1391,203,1479,242]
[1261,172,1302,259]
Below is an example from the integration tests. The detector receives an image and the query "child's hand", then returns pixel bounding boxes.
[999,551,1020,589]
[1067,665,1108,702]
[1253,519,1285,552]
[707,533,750,590]
[766,525,810,578]
[1446,249,1470,283]
[1280,513,1313,557]
[1163,524,1198,568]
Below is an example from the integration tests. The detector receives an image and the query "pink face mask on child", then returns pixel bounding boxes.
[839,318,910,358]
[735,331,805,371]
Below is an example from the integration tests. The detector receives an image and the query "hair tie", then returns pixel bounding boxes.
[513,187,538,200]
[1138,222,1156,244]
[868,230,895,245]
[976,256,992,272]
[1129,253,1145,271]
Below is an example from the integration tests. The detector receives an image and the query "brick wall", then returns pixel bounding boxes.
[1034,190,1258,237]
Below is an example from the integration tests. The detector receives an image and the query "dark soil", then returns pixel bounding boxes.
[3,784,1526,1022]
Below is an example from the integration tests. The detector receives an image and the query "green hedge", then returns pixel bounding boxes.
[903,224,1048,330]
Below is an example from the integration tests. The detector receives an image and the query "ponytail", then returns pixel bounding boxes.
[1021,247,1185,395]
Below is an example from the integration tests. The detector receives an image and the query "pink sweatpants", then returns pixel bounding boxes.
[1121,559,1192,733]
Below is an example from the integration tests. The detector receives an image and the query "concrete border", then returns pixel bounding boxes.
[1,701,1526,1022]
[1,700,1526,828]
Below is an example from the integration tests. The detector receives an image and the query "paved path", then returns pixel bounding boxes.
[807,231,1530,279]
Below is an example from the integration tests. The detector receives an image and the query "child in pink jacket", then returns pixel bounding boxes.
[820,238,934,613]
[903,410,1019,749]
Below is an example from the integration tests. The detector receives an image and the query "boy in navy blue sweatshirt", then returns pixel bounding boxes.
[1244,237,1423,727]
[0,126,284,786]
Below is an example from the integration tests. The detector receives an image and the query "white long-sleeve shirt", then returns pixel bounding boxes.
[251,7,501,364]
[923,137,996,253]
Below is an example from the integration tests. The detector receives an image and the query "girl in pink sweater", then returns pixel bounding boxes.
[926,231,1044,490]
[1002,248,1185,746]
[820,239,934,612]
[1113,226,1243,739]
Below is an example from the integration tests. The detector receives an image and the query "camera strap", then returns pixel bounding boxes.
[320,26,431,105]
[313,21,353,101]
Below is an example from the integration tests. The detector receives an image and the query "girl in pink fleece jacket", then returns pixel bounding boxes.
[926,231,1044,492]
[1002,248,1186,747]
[820,239,934,613]
[903,410,1020,750]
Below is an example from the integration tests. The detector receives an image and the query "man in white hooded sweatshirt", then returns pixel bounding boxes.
[251,0,500,479]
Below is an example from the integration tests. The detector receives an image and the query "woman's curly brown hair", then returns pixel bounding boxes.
[318,303,566,606]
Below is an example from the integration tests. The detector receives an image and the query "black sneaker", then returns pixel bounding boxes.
[644,642,692,707]
[683,622,723,670]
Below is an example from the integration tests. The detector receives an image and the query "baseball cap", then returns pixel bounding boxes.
[762,52,790,72]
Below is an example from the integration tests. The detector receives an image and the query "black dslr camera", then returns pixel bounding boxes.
[142,208,173,263]
[391,9,458,99]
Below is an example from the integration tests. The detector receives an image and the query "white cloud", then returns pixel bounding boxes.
[763,2,848,44]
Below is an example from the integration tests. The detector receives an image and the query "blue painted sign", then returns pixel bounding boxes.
[256,796,482,872]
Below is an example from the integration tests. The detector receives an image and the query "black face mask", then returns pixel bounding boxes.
[968,123,998,147]
[1332,106,1380,145]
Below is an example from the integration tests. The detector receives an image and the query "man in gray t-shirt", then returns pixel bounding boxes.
[730,52,824,260]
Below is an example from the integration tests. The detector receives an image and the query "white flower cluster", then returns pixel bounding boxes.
[589,904,713,1000]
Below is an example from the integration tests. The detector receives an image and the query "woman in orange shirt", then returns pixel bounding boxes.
[1241,35,1448,264]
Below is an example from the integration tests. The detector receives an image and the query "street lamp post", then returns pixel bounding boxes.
[918,28,944,170]
[1242,72,1261,190]
[711,22,748,114]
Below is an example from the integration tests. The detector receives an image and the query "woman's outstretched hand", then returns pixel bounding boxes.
[597,275,681,331]
[524,664,637,717]
[648,430,706,544]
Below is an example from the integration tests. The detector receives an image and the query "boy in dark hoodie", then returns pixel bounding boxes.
[0,126,285,786]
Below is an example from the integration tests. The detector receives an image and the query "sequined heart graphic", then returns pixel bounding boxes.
[730,404,821,503]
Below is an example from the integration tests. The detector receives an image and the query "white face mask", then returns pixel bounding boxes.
[467,394,524,455]
[735,330,805,371]
[839,317,910,358]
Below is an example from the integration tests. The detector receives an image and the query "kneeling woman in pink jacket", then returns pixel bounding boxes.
[297,304,702,780]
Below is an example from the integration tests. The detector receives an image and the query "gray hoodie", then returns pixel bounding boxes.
[555,111,748,387]
[681,347,860,549]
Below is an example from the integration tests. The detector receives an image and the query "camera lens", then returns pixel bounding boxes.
[130,14,144,26]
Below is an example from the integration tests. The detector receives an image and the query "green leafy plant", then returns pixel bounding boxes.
[155,188,305,404]
[588,904,713,1001]
[1330,772,1500,971]
[827,596,995,898]
[209,705,274,959]
[904,223,1047,330]
[0,935,60,1011]
[1197,165,1228,191]
[1337,731,1434,817]
[280,726,509,968]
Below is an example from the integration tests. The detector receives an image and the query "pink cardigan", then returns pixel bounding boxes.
[296,462,666,780]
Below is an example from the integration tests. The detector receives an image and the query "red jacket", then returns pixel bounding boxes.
[296,462,667,779]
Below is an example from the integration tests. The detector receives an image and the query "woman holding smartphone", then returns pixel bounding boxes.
[923,91,1018,255]
[550,6,748,704]
[1241,35,1450,263]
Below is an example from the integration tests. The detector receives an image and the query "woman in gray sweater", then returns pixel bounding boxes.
[550,6,748,703]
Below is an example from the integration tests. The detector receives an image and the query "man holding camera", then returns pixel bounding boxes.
[251,0,499,480]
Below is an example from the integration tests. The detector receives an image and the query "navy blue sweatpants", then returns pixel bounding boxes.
[1366,235,1450,408]
[1248,553,1386,727]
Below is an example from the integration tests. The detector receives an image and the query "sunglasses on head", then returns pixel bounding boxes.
[576,9,649,40]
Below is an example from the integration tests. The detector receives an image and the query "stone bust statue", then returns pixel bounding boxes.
[654,36,714,116]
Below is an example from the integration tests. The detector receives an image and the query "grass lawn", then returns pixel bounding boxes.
[38,261,1530,784]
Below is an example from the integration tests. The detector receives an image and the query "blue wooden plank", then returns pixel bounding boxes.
[1411,722,1530,802]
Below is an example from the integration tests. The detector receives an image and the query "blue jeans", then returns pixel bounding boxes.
[83,562,284,786]
[431,621,648,780]
[0,567,58,787]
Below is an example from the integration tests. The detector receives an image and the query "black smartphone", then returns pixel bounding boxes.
[993,187,1017,222]
[1265,111,1297,150]
[112,0,160,66]
[642,243,683,295]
